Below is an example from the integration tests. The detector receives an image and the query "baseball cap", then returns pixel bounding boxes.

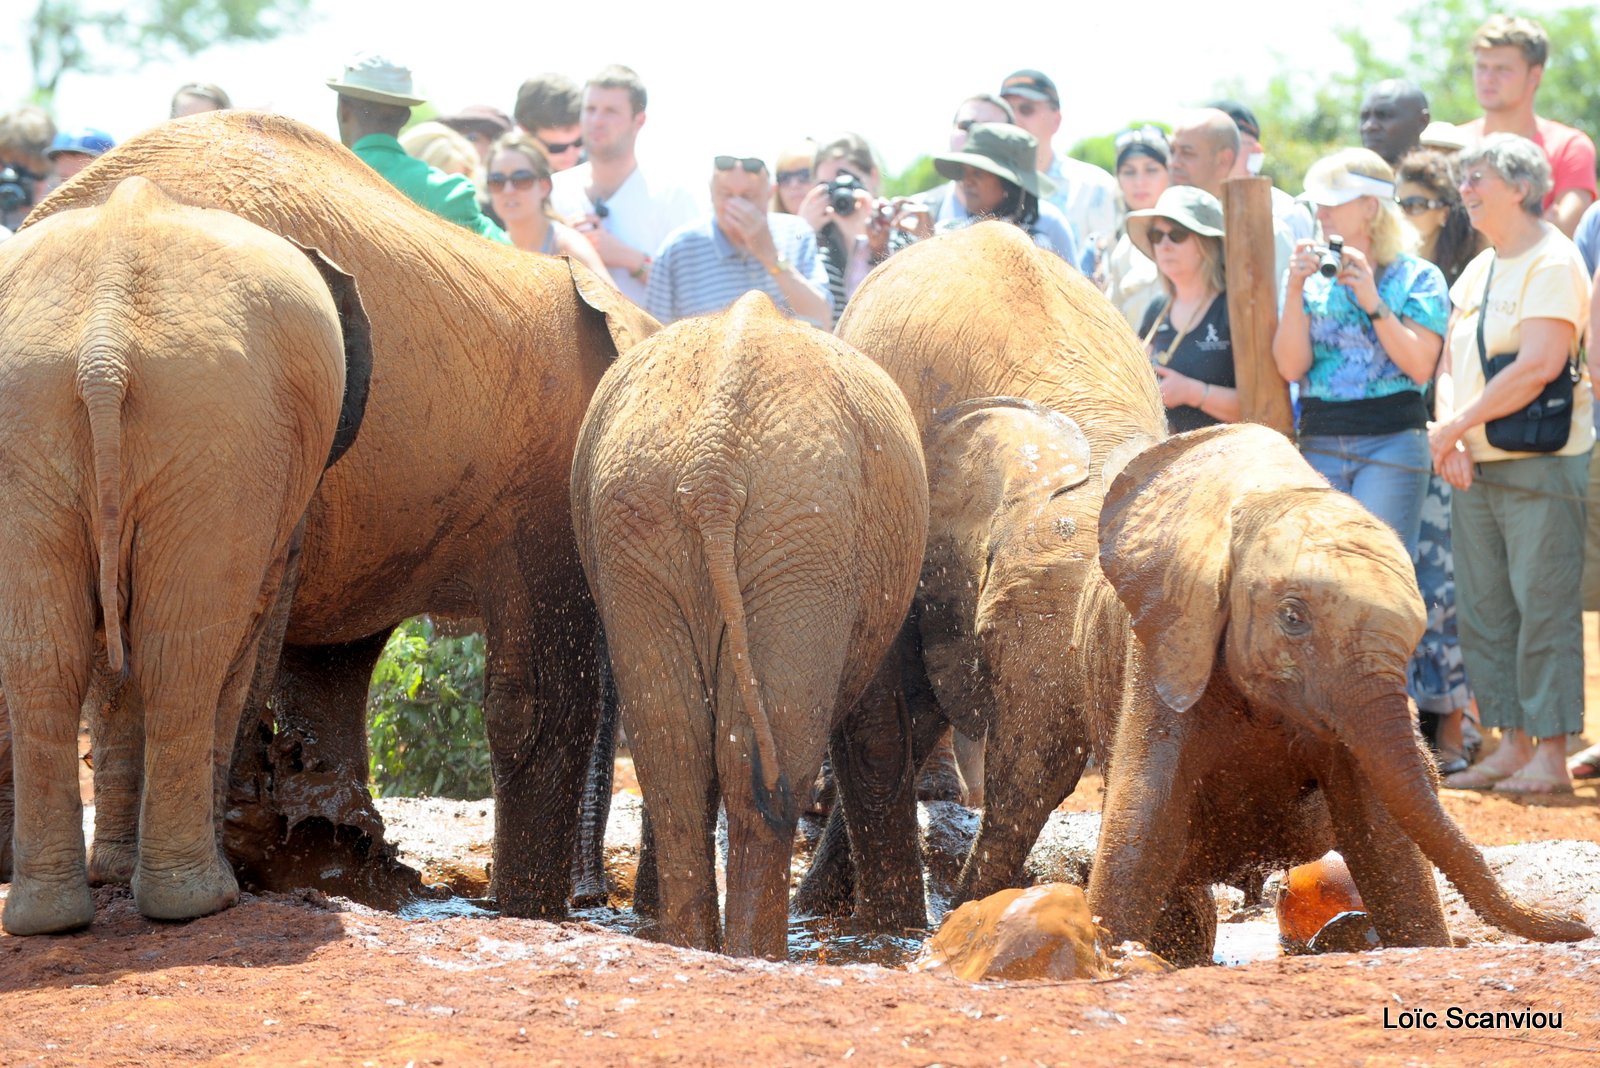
[999,69,1059,109]
[1207,100,1261,141]
[46,127,115,159]
[439,105,512,140]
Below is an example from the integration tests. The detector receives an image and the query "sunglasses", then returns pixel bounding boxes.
[775,168,812,185]
[1148,224,1193,246]
[485,169,542,192]
[715,155,766,174]
[1396,195,1448,215]
[1115,124,1169,151]
[538,135,582,154]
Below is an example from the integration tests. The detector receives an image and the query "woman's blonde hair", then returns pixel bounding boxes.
[1157,233,1228,300]
[1306,148,1409,266]
[769,141,815,213]
[399,121,478,178]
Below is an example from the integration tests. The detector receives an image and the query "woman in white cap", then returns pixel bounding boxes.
[930,123,1077,265]
[1126,185,1240,430]
[1093,124,1171,330]
[1273,147,1449,559]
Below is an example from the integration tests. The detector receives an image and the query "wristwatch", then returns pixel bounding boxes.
[1366,300,1392,320]
[766,254,791,278]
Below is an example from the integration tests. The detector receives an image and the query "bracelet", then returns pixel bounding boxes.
[629,255,652,281]
[1200,383,1211,407]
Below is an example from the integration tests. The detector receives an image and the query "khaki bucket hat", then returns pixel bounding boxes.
[933,123,1056,199]
[1126,185,1226,260]
[327,52,426,107]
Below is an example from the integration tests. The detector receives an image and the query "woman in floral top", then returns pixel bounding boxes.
[1273,147,1449,557]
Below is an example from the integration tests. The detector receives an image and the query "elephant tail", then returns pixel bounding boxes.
[76,330,132,678]
[687,478,792,832]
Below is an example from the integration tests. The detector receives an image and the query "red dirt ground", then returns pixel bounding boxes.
[4,627,1599,1066]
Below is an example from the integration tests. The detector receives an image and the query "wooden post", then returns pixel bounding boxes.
[1223,177,1294,437]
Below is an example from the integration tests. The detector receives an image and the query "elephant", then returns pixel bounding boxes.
[1089,423,1593,964]
[792,221,1167,927]
[570,292,927,957]
[0,176,371,934]
[21,111,658,918]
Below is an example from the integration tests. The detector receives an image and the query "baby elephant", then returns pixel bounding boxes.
[572,292,927,958]
[0,177,370,934]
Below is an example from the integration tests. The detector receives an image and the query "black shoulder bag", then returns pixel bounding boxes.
[1475,258,1580,453]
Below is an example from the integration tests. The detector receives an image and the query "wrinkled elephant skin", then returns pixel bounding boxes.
[572,294,927,958]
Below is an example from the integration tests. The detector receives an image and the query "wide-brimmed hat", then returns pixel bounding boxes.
[326,52,426,107]
[933,123,1055,199]
[47,127,114,159]
[439,105,512,140]
[1419,120,1471,152]
[1126,185,1225,260]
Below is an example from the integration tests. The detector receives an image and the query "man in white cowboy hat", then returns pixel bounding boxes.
[328,51,508,244]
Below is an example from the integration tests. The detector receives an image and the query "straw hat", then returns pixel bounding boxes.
[326,52,426,107]
[1125,185,1225,261]
[932,123,1055,199]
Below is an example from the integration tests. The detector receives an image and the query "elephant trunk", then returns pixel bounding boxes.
[1340,691,1592,943]
[76,331,132,678]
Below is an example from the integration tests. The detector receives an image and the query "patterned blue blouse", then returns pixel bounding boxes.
[1298,252,1449,401]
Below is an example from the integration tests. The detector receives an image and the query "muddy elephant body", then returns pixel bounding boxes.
[0,178,369,933]
[23,112,657,917]
[572,294,927,957]
[795,222,1167,926]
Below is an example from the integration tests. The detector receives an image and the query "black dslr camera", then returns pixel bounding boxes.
[1315,235,1345,278]
[0,166,36,213]
[826,171,865,216]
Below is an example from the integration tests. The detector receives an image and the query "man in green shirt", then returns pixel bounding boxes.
[327,52,508,245]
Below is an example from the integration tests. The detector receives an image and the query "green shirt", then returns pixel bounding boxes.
[352,134,509,245]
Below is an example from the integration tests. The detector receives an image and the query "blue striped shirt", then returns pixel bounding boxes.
[645,213,831,326]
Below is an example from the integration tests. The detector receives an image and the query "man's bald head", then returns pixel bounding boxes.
[1359,80,1430,165]
[1169,109,1240,197]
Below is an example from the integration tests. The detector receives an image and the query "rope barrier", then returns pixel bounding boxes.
[1295,444,1592,505]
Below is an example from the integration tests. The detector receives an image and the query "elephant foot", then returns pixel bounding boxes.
[915,731,967,804]
[570,870,610,909]
[133,853,240,922]
[88,839,137,886]
[2,872,96,935]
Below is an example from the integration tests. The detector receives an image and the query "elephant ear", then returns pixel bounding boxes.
[288,239,373,471]
[568,258,661,358]
[1099,424,1323,712]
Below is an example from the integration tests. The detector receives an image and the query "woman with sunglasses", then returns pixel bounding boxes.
[1396,150,1483,286]
[1126,186,1239,430]
[1094,125,1172,330]
[485,131,608,278]
[1428,135,1593,795]
[769,142,815,215]
[1274,147,1448,560]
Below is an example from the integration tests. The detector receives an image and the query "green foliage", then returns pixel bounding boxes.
[25,0,312,103]
[366,616,492,799]
[882,154,943,197]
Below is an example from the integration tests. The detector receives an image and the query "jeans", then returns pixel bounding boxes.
[1299,429,1431,559]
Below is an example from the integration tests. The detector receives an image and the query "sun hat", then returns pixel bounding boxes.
[1125,185,1226,260]
[933,123,1055,199]
[326,52,426,107]
[1419,120,1471,152]
[999,69,1059,109]
[438,105,512,140]
[46,127,115,159]
[1298,165,1396,206]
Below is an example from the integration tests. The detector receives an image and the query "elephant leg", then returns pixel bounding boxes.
[632,804,659,919]
[225,629,420,905]
[1322,751,1450,948]
[914,727,965,803]
[0,684,14,882]
[480,547,599,918]
[953,692,1091,907]
[86,671,142,885]
[570,626,617,907]
[1148,882,1219,967]
[721,798,799,960]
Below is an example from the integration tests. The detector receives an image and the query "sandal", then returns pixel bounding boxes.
[1567,741,1600,781]
[1441,764,1513,790]
[1493,773,1575,796]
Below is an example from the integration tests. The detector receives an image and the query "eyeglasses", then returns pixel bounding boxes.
[538,135,582,154]
[715,155,766,174]
[1148,225,1193,246]
[1396,195,1448,215]
[485,169,542,192]
[775,168,812,186]
[1461,169,1495,189]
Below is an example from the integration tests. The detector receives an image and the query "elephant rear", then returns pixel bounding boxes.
[0,177,362,933]
[572,293,927,957]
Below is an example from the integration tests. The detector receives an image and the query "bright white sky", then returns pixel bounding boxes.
[0,0,1571,182]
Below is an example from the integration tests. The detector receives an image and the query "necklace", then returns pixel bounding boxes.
[1143,290,1217,366]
